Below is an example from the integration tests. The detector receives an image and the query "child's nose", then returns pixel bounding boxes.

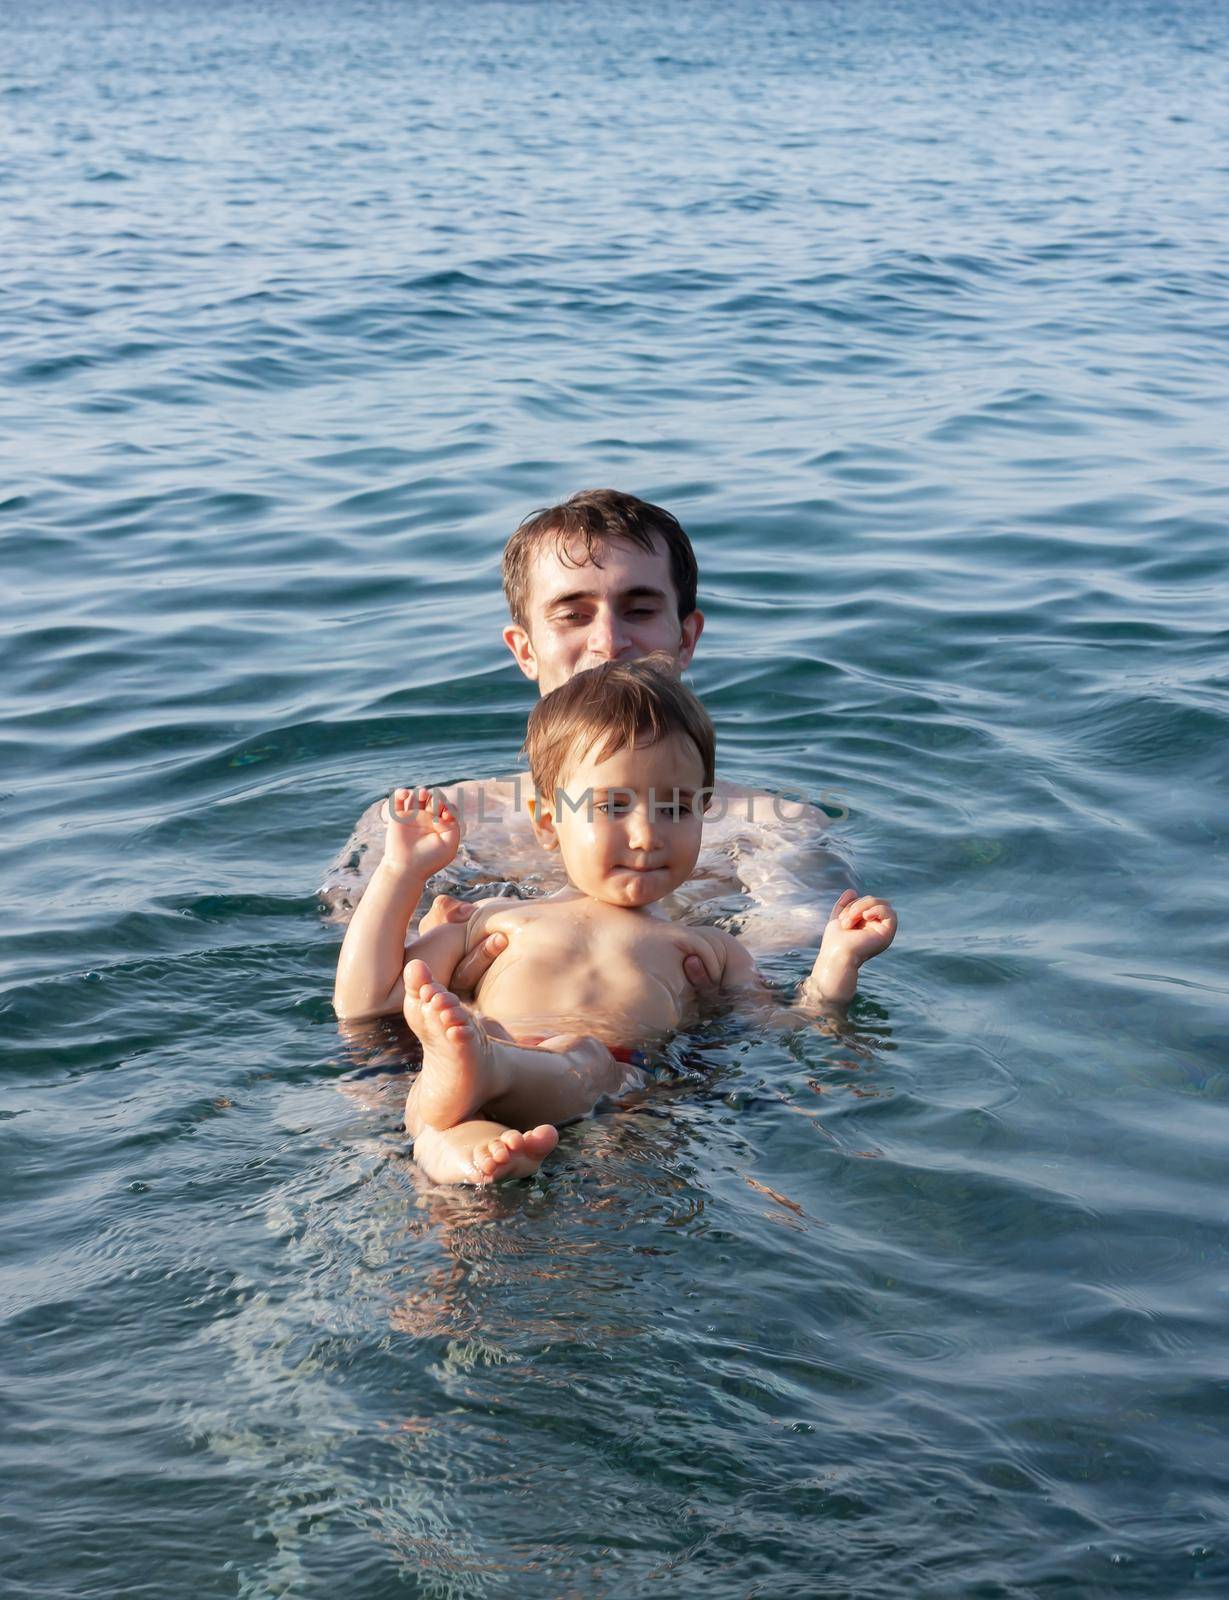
[625,806,660,851]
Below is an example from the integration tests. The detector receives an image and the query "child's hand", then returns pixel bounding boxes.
[383,787,460,878]
[818,889,898,969]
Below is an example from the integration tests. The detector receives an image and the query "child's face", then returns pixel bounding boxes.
[534,732,707,908]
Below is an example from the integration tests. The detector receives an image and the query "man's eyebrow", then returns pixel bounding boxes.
[543,584,669,609]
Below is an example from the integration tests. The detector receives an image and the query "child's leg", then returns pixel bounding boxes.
[413,1118,559,1186]
[403,958,629,1144]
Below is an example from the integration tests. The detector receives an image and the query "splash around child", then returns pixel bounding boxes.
[333,656,897,1185]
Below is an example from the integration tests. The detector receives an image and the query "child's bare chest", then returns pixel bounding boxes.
[467,900,699,1041]
[479,900,690,980]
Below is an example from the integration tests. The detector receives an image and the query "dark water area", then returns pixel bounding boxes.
[3,1,1228,1594]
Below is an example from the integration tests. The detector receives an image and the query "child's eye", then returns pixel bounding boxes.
[656,805,684,821]
[595,801,631,816]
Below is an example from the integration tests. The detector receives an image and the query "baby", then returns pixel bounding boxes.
[334,658,897,1184]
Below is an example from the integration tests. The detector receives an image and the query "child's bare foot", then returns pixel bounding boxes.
[472,1124,559,1183]
[411,1119,560,1185]
[403,959,509,1129]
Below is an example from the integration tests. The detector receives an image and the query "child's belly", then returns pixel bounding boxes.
[472,946,690,1050]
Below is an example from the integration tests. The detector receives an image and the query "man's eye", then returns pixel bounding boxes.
[626,607,657,619]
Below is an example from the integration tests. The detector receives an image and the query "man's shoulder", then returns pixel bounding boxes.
[440,773,531,825]
[444,771,525,795]
[708,778,829,824]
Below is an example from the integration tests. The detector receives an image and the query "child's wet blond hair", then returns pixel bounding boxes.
[524,655,716,801]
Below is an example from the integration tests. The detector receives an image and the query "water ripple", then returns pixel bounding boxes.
[3,0,1229,1594]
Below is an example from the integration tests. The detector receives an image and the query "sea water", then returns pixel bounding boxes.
[2,1,1228,1594]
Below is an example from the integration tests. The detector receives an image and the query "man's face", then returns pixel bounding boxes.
[503,534,704,695]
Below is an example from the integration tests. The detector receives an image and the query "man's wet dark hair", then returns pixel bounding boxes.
[502,488,699,628]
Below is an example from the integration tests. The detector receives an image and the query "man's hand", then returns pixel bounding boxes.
[417,894,507,997]
[384,787,460,878]
[683,953,719,995]
[680,942,723,1000]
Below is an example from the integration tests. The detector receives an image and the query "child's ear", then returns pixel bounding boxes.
[527,792,559,851]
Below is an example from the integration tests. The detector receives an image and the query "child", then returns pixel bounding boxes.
[334,658,897,1185]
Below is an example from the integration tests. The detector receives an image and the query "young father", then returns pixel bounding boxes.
[322,489,845,995]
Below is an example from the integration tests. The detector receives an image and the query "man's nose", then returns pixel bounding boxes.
[586,608,628,660]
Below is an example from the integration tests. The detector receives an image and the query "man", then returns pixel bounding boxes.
[321,489,843,993]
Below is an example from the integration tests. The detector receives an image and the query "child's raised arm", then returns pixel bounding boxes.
[334,787,464,1022]
[711,889,897,1030]
[800,890,898,1009]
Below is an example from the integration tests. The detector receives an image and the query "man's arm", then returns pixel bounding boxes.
[710,930,817,1030]
[713,929,773,998]
[415,895,507,996]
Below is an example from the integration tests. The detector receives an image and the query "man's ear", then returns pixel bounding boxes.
[678,610,704,669]
[527,792,559,851]
[503,622,540,682]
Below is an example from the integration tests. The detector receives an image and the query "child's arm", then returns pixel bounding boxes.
[800,890,897,1009]
[334,787,463,1022]
[711,889,897,1023]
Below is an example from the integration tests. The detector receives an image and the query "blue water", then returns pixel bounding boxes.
[3,1,1229,1594]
